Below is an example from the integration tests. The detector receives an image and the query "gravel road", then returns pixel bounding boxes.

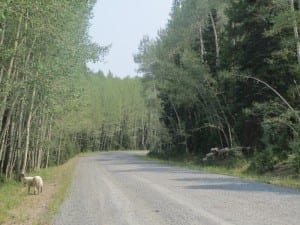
[51,151,300,225]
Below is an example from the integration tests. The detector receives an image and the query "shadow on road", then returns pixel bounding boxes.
[92,151,300,195]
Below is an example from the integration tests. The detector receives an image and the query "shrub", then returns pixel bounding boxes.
[289,138,300,172]
[250,148,277,173]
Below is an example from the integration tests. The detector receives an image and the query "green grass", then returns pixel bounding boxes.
[0,179,40,224]
[35,157,78,225]
[0,156,78,225]
[137,155,300,189]
[0,181,26,223]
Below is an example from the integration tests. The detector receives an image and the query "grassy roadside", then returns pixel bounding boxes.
[0,156,78,225]
[137,155,300,190]
[0,181,24,223]
[35,156,78,225]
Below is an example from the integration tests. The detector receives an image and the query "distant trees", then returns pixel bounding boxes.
[61,72,161,153]
[135,0,300,172]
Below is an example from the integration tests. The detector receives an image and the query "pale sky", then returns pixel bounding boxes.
[87,0,173,78]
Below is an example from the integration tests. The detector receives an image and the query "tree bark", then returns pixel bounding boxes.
[0,23,6,83]
[291,0,300,65]
[199,25,205,63]
[15,99,25,177]
[37,114,48,169]
[45,116,52,169]
[6,120,16,179]
[0,16,22,134]
[209,10,220,68]
[169,97,188,154]
[57,132,62,166]
[0,94,18,172]
[21,85,36,174]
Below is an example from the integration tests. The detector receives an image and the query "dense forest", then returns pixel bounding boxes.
[0,0,107,180]
[0,0,160,181]
[0,0,300,181]
[135,0,300,173]
[63,72,161,154]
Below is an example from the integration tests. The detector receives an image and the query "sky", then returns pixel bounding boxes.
[87,0,173,78]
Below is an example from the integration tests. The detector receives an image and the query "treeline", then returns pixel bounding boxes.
[135,0,300,173]
[61,72,161,153]
[0,0,105,180]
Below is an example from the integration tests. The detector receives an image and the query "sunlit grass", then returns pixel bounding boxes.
[0,181,25,223]
[0,156,78,225]
[35,157,78,225]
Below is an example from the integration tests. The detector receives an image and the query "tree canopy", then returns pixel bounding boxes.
[0,0,106,179]
[135,0,300,172]
[1,0,300,180]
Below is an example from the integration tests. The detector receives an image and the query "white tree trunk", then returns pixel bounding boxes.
[199,25,205,63]
[21,85,36,174]
[209,11,220,67]
[291,0,300,65]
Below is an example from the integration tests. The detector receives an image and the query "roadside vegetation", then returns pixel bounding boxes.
[0,156,77,225]
[135,0,300,179]
[0,0,107,181]
[0,181,22,223]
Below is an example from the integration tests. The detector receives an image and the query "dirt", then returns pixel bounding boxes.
[3,178,58,225]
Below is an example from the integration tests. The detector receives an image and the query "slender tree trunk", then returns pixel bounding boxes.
[133,116,137,150]
[15,99,25,176]
[119,121,124,148]
[21,85,36,174]
[5,120,16,179]
[0,67,4,84]
[45,116,52,168]
[57,132,62,166]
[0,118,10,176]
[7,17,22,78]
[141,124,145,150]
[96,133,101,151]
[215,96,235,147]
[0,22,5,47]
[0,23,5,83]
[33,122,40,170]
[199,25,205,63]
[169,97,188,154]
[209,10,220,68]
[243,75,300,122]
[296,0,300,58]
[291,0,300,65]
[101,133,107,151]
[0,16,22,147]
[37,114,48,169]
[9,146,18,179]
[0,94,18,170]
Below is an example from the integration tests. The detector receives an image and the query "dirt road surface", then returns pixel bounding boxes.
[51,151,300,225]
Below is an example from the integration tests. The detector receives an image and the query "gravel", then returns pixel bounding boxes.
[51,151,300,225]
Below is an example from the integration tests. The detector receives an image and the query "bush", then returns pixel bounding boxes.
[249,148,277,173]
[289,138,300,172]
